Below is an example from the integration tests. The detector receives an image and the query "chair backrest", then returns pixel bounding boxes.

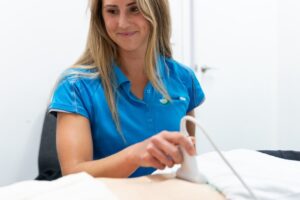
[35,112,61,180]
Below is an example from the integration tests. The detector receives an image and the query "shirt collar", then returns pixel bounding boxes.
[157,54,167,79]
[112,55,168,88]
[113,63,129,88]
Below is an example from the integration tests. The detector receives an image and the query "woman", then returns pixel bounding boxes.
[49,0,205,178]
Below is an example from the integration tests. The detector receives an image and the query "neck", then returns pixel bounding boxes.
[118,49,146,78]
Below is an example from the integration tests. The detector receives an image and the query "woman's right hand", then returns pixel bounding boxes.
[127,131,196,170]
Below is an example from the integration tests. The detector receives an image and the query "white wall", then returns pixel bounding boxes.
[191,0,279,153]
[169,0,193,66]
[171,0,300,153]
[278,0,300,150]
[0,0,89,186]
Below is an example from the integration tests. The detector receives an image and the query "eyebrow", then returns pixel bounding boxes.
[126,2,136,6]
[103,1,137,8]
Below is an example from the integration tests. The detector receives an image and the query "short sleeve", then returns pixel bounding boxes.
[186,69,205,112]
[48,77,90,119]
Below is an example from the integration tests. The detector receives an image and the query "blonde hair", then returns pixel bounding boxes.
[74,0,172,138]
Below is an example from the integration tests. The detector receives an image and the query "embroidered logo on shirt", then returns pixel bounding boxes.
[159,98,169,104]
[179,97,186,101]
[160,96,186,104]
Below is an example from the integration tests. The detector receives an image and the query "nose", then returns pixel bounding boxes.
[118,12,130,29]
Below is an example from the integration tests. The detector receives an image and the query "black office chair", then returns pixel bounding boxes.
[35,112,62,180]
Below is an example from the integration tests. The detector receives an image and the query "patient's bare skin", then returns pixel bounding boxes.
[99,174,225,200]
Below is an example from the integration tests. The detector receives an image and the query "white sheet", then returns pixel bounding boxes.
[0,172,118,200]
[155,149,300,200]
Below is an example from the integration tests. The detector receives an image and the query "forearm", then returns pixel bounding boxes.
[62,146,138,178]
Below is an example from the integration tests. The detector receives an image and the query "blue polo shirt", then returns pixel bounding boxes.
[48,56,205,177]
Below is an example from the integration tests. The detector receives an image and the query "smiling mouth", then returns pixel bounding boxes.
[117,31,137,37]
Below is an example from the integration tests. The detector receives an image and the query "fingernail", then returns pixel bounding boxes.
[190,150,195,156]
[190,146,196,156]
[188,139,196,155]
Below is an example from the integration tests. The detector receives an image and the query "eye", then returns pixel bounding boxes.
[106,8,119,15]
[129,6,140,14]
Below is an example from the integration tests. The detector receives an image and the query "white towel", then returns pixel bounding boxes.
[154,149,300,200]
[197,149,300,200]
[0,172,118,200]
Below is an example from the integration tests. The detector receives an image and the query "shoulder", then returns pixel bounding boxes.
[57,66,101,91]
[164,57,195,83]
[59,66,99,81]
[49,67,101,120]
[164,58,205,111]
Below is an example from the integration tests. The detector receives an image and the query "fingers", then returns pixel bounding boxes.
[189,136,196,149]
[130,140,166,170]
[146,131,196,167]
[150,136,182,165]
[148,157,166,170]
[189,136,195,145]
[133,131,196,170]
[160,131,196,156]
[147,143,174,167]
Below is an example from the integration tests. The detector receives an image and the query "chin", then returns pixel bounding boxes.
[118,44,141,52]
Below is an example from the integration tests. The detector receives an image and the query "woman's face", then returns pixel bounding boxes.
[102,0,150,54]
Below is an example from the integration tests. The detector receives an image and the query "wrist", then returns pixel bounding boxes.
[124,144,140,169]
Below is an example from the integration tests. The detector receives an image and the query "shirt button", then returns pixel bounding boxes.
[146,89,151,94]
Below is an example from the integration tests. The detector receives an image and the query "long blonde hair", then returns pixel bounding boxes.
[74,0,172,137]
